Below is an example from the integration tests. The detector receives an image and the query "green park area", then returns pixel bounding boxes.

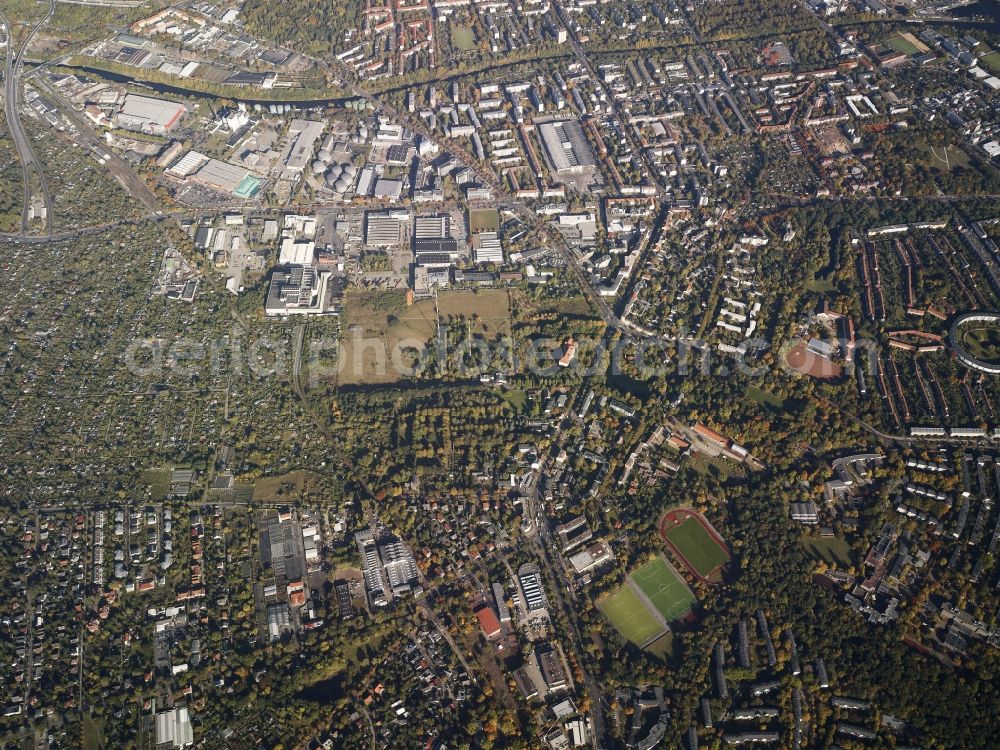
[915,141,969,171]
[452,24,477,51]
[959,323,1000,364]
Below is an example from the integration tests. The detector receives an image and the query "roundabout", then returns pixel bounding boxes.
[949,312,1000,374]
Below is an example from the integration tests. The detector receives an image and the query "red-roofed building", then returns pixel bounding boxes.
[475,604,501,639]
[559,338,578,368]
[693,423,729,447]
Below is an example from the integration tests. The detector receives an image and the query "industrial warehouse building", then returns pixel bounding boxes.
[379,538,419,597]
[537,119,598,174]
[518,563,548,612]
[414,214,451,240]
[264,266,330,316]
[116,94,186,134]
[164,150,262,199]
[365,211,407,246]
[279,118,325,177]
[474,231,503,264]
[266,603,291,642]
[155,706,194,748]
[355,529,419,606]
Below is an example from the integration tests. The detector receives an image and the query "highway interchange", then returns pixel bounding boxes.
[0,0,54,235]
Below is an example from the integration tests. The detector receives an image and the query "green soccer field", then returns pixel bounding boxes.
[666,517,730,577]
[598,586,666,646]
[630,558,696,622]
[885,33,919,56]
[982,51,1000,76]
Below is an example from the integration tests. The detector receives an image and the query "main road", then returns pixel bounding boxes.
[321,55,632,338]
[551,0,670,204]
[0,0,55,235]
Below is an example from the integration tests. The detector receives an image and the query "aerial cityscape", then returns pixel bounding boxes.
[2,0,1000,747]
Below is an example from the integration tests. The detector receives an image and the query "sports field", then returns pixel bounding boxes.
[660,509,731,581]
[959,324,1000,363]
[982,50,1000,76]
[885,33,919,56]
[598,586,666,647]
[630,558,695,622]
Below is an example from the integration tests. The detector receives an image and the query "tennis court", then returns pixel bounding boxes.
[598,586,666,647]
[630,558,695,623]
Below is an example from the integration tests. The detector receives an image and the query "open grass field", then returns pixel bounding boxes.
[959,324,1000,363]
[914,141,970,172]
[82,714,104,750]
[746,385,786,411]
[503,389,529,412]
[803,535,857,568]
[688,452,743,480]
[512,290,596,320]
[630,557,696,623]
[233,485,254,503]
[437,289,511,335]
[141,467,171,501]
[451,24,477,51]
[659,509,731,581]
[252,469,319,502]
[340,290,437,384]
[980,50,1000,75]
[469,207,500,233]
[598,586,666,647]
[806,275,837,294]
[644,631,677,661]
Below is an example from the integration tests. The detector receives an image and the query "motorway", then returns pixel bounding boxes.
[0,0,55,235]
